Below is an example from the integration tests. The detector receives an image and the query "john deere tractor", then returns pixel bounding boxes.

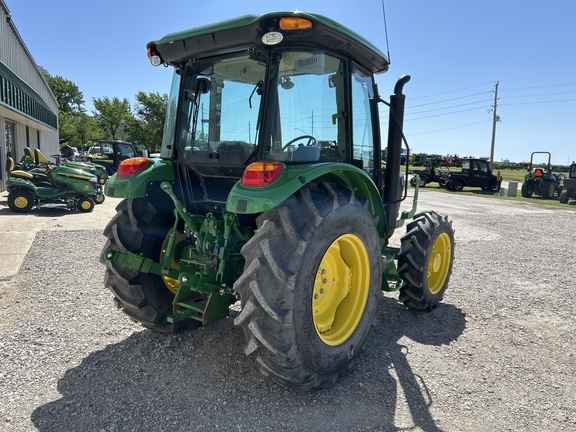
[521,151,563,199]
[560,162,576,204]
[101,11,455,390]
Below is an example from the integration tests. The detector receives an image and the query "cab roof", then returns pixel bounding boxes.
[147,11,389,74]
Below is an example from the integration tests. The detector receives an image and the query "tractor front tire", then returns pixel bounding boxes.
[398,211,454,311]
[101,198,190,332]
[95,193,105,204]
[451,180,464,192]
[410,176,426,188]
[521,183,533,198]
[559,189,569,204]
[234,183,382,390]
[77,197,95,212]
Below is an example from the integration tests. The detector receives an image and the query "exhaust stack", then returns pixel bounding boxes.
[383,75,411,237]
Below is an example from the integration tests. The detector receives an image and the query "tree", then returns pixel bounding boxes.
[92,97,132,139]
[40,66,85,114]
[127,92,168,152]
[72,113,104,151]
[41,66,89,147]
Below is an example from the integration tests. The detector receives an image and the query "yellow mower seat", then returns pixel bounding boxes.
[34,149,48,165]
[6,157,33,179]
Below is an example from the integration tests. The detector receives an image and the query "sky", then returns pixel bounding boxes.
[6,0,576,165]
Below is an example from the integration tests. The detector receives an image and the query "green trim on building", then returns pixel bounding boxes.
[0,61,57,130]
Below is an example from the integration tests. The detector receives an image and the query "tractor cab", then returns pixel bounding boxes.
[143,13,405,230]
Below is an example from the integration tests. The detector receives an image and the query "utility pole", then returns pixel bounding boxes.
[489,82,499,170]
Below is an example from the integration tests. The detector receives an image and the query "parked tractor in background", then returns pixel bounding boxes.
[410,157,450,187]
[83,140,138,175]
[521,152,563,199]
[445,158,501,192]
[100,11,455,390]
[559,162,576,204]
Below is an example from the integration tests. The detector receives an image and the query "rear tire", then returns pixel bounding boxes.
[101,198,195,332]
[541,180,555,199]
[398,211,454,311]
[559,189,569,204]
[488,179,500,192]
[234,183,382,390]
[8,190,35,213]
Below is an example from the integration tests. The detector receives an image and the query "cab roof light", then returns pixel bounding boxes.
[147,47,163,67]
[117,157,149,177]
[279,17,313,31]
[241,162,284,187]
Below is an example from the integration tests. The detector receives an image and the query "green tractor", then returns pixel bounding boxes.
[521,151,564,199]
[84,139,138,175]
[101,11,455,390]
[559,162,576,204]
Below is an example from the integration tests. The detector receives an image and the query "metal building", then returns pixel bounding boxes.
[0,0,59,192]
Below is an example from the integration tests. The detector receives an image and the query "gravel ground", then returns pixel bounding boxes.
[1,191,575,431]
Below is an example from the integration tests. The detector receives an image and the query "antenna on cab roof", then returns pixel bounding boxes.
[381,0,391,63]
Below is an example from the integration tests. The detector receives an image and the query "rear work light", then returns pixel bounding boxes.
[117,157,149,177]
[241,162,284,187]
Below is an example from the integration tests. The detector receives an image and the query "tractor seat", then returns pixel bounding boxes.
[6,157,34,180]
[34,149,49,165]
[24,147,35,160]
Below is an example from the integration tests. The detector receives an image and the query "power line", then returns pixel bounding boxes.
[409,81,496,100]
[406,105,490,121]
[408,91,491,108]
[499,91,576,100]
[500,98,576,106]
[499,82,576,91]
[407,98,493,116]
[407,120,492,136]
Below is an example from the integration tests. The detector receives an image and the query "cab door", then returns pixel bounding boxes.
[471,160,490,187]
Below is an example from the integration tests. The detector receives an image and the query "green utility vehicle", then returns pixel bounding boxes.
[521,151,563,199]
[101,11,455,390]
[84,139,138,175]
[559,162,576,204]
[444,158,501,192]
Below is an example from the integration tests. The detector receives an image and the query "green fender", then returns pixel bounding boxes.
[226,162,389,240]
[104,159,176,198]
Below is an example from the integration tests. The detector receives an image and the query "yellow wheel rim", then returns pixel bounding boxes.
[80,200,92,210]
[159,228,186,294]
[14,196,29,209]
[95,194,105,203]
[427,232,452,294]
[313,234,370,346]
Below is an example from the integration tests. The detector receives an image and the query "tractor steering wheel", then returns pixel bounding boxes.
[282,135,317,151]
